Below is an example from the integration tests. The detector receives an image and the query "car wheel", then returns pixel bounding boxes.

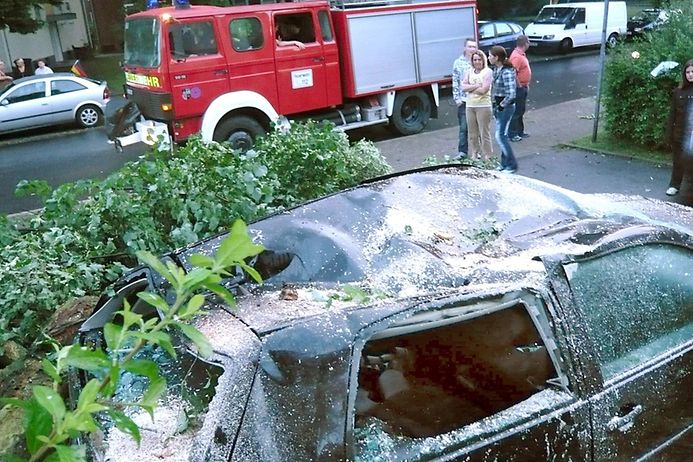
[607,33,619,48]
[390,88,431,136]
[76,105,103,128]
[213,115,265,153]
[559,38,573,54]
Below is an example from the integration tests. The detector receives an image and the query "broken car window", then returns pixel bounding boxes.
[353,301,559,456]
[564,243,693,380]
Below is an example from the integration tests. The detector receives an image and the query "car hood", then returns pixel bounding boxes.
[525,23,565,35]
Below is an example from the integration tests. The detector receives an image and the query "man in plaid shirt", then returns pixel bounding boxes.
[452,38,478,159]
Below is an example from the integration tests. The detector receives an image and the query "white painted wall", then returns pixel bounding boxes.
[0,0,89,69]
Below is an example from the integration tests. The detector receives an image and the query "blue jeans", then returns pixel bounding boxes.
[509,86,528,137]
[494,103,518,170]
[457,103,468,154]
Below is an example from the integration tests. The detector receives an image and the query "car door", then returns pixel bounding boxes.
[546,238,693,460]
[494,22,515,52]
[273,10,329,115]
[347,290,592,461]
[49,78,89,125]
[0,80,49,132]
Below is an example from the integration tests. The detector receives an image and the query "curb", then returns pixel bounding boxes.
[560,142,672,167]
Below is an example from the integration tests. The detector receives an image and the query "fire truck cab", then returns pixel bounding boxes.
[120,0,477,150]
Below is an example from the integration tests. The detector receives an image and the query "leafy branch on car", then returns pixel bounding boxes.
[0,220,263,462]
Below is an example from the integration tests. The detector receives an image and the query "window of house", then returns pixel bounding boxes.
[169,21,218,58]
[51,80,85,95]
[230,17,264,52]
[6,82,45,104]
[353,298,561,456]
[564,244,693,380]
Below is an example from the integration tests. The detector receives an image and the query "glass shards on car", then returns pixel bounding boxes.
[69,167,693,461]
[478,21,524,55]
[0,73,109,136]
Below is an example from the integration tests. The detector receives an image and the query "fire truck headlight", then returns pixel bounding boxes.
[161,103,173,112]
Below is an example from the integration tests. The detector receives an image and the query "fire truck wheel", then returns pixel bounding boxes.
[390,89,431,136]
[76,105,103,128]
[214,115,265,152]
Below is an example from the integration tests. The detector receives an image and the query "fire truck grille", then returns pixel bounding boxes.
[127,86,173,121]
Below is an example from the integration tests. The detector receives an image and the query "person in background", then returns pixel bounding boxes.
[461,49,493,161]
[489,46,518,173]
[452,38,478,159]
[12,58,32,79]
[275,20,306,50]
[508,35,532,142]
[0,61,13,89]
[664,58,693,196]
[34,59,54,75]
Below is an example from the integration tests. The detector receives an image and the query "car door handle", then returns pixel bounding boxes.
[215,69,228,76]
[313,57,324,63]
[607,404,643,433]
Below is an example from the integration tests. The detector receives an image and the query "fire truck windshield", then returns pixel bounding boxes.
[124,18,161,68]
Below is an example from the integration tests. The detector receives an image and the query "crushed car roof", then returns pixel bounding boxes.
[170,167,692,335]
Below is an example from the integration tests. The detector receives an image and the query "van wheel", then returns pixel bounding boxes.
[559,38,573,54]
[390,89,431,136]
[607,33,619,48]
[76,105,102,128]
[214,115,265,152]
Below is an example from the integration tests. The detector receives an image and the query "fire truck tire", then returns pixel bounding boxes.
[390,89,431,136]
[76,105,103,128]
[214,115,265,152]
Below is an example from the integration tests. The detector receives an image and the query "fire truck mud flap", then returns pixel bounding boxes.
[105,99,170,152]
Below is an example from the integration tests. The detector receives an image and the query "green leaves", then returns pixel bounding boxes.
[175,322,212,358]
[33,386,66,423]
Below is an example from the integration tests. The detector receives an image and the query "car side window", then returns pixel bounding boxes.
[275,12,316,45]
[51,80,86,95]
[479,23,494,39]
[318,10,333,42]
[230,17,264,52]
[169,21,218,58]
[353,299,562,456]
[5,82,45,104]
[573,9,586,24]
[564,244,693,380]
[496,22,513,37]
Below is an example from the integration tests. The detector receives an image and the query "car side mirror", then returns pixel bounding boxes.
[1,99,8,106]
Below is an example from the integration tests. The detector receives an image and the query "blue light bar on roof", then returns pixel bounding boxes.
[146,0,159,9]
[174,0,191,9]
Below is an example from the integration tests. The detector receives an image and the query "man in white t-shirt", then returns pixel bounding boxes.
[34,60,54,75]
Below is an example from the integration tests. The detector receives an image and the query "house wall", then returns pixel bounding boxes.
[0,0,90,70]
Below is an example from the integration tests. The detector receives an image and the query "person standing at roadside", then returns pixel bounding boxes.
[509,35,532,142]
[12,58,32,79]
[664,58,693,196]
[452,38,478,159]
[489,46,518,173]
[0,61,13,89]
[34,59,53,75]
[461,49,493,161]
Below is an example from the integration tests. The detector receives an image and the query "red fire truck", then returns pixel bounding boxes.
[118,0,478,150]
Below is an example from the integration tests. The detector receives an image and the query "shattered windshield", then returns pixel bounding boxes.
[124,18,161,67]
[534,7,574,24]
[97,344,223,460]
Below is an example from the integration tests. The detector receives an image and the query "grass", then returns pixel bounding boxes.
[566,131,671,166]
[82,54,125,91]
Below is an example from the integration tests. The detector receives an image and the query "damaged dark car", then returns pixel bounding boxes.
[69,166,693,461]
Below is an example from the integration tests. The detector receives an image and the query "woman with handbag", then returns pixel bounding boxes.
[665,59,693,196]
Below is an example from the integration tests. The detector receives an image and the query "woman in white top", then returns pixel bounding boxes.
[461,50,493,161]
[34,60,54,75]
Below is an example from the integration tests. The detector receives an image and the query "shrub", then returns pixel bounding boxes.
[0,124,390,351]
[602,0,693,147]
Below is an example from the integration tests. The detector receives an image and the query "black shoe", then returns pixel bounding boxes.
[521,133,530,138]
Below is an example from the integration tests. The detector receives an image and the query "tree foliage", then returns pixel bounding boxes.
[0,0,62,34]
[602,0,693,147]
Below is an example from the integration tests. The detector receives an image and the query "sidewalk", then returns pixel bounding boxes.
[375,97,691,207]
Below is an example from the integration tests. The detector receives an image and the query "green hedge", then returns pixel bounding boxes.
[0,122,391,351]
[602,0,693,147]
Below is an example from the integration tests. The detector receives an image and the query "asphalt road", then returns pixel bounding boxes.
[0,51,601,215]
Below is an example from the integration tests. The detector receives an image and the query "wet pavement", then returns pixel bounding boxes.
[375,96,691,208]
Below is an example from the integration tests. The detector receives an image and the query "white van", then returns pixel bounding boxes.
[524,1,627,53]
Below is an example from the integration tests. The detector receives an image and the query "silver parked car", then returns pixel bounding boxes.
[0,73,109,135]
